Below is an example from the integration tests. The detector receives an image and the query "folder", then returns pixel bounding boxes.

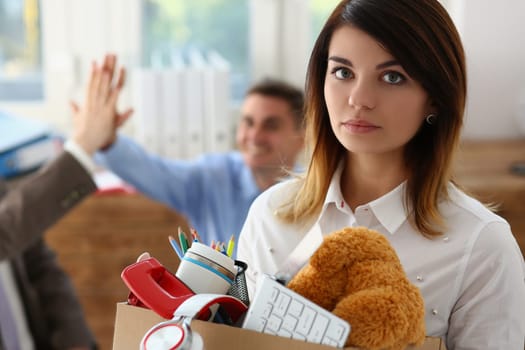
[160,52,186,158]
[0,111,60,178]
[184,49,206,158]
[131,68,162,154]
[203,51,232,153]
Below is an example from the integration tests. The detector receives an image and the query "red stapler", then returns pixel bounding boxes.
[121,257,195,319]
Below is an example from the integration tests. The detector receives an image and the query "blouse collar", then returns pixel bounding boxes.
[320,161,410,234]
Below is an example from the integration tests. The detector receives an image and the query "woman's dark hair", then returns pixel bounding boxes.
[280,0,466,236]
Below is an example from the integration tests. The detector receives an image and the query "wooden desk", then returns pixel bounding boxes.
[455,139,525,256]
[45,193,189,350]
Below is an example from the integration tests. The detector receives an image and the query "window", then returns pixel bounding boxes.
[310,0,341,46]
[141,0,249,100]
[0,0,42,101]
[309,0,453,46]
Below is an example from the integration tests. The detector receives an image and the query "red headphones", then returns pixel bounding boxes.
[141,294,248,350]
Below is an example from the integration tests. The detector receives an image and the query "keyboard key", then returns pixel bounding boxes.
[288,299,304,318]
[266,314,283,333]
[270,287,280,302]
[296,306,316,335]
[308,313,329,343]
[292,333,307,341]
[322,337,339,346]
[274,292,291,317]
[325,322,347,342]
[282,314,298,332]
[253,317,266,332]
[261,303,273,319]
[277,328,292,338]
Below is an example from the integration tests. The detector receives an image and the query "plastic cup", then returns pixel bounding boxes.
[176,242,236,294]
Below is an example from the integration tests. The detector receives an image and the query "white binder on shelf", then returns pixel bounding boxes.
[203,51,232,153]
[131,69,162,154]
[160,53,186,159]
[130,49,233,159]
[184,50,206,158]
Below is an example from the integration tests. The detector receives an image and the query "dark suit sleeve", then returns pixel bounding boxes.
[16,239,96,349]
[0,151,97,259]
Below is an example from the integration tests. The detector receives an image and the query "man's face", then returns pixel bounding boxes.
[236,93,304,171]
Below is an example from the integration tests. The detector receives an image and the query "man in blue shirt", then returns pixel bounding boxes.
[70,54,305,255]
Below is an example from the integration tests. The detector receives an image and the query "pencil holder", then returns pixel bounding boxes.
[176,242,236,295]
[227,260,250,306]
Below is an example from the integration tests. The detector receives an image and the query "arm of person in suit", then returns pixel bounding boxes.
[0,54,129,260]
[17,239,96,349]
[0,151,97,260]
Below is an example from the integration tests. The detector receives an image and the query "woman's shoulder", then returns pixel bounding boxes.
[249,178,303,213]
[445,184,522,261]
[446,183,508,225]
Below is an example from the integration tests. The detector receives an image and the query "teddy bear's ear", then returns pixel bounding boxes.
[310,227,400,272]
[309,229,352,273]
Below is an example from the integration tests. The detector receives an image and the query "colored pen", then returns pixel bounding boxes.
[190,227,202,242]
[178,227,189,253]
[168,235,183,260]
[227,234,235,257]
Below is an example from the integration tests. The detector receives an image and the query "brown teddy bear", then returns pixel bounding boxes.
[287,226,425,350]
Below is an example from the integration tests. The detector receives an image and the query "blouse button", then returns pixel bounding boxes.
[416,275,424,282]
[443,236,449,243]
[268,247,274,254]
[432,309,438,315]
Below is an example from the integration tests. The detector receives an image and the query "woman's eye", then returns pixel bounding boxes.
[333,67,352,80]
[382,71,405,84]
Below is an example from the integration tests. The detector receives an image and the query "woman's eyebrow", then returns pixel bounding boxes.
[376,60,400,69]
[328,56,400,70]
[328,56,352,66]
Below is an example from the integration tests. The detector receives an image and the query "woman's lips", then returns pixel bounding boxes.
[341,120,380,133]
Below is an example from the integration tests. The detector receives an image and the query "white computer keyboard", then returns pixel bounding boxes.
[242,274,351,348]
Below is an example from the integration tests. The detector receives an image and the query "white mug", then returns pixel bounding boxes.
[175,242,236,295]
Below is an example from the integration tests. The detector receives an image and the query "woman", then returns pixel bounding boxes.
[237,0,525,348]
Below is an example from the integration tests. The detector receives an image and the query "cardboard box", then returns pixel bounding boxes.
[112,303,446,350]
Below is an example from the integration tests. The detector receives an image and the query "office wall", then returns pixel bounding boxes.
[450,0,525,139]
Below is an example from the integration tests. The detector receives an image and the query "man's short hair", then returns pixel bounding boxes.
[246,78,305,129]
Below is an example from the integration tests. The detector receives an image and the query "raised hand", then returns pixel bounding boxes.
[71,54,133,155]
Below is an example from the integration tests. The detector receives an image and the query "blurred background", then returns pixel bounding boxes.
[1,0,524,145]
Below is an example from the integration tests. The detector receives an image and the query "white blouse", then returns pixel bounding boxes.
[238,165,525,349]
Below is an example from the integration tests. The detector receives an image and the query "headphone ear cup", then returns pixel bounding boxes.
[191,332,204,350]
[141,318,194,350]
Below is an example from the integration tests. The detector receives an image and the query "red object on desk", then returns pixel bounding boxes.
[93,169,136,195]
[121,257,195,319]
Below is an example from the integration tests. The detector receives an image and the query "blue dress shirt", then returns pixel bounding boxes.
[96,136,261,257]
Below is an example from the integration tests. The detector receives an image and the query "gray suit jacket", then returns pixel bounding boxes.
[0,152,97,349]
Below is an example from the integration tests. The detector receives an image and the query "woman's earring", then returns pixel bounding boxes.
[425,113,437,125]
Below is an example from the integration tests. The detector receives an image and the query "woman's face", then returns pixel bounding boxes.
[324,25,432,159]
